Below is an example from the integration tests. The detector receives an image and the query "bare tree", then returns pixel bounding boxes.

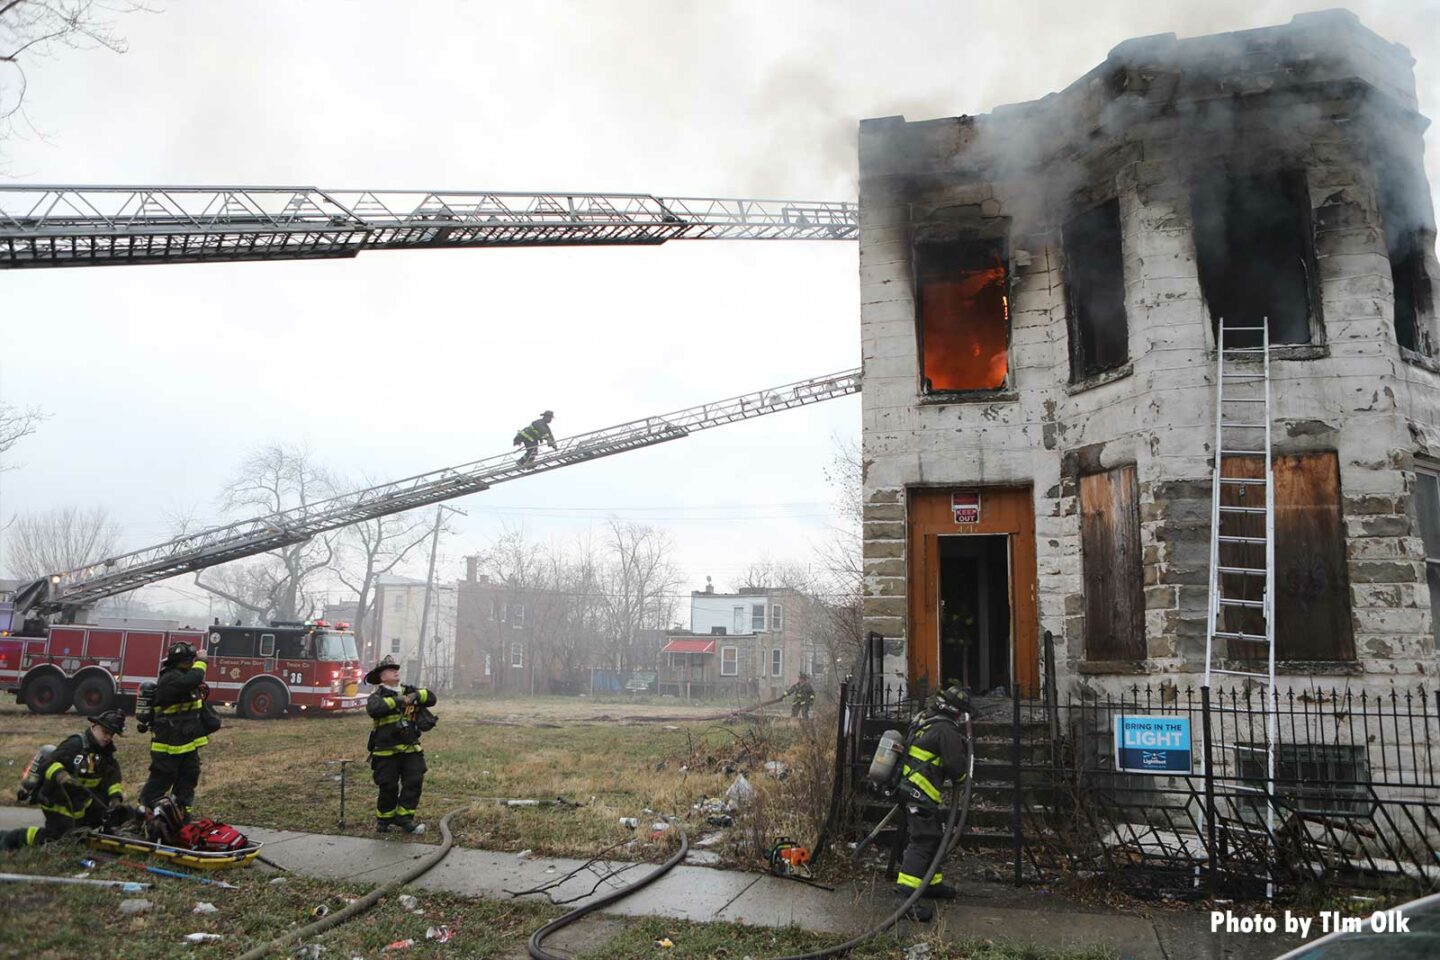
[193,443,337,624]
[335,488,434,661]
[1,1,150,145]
[599,519,679,676]
[809,435,864,676]
[5,504,119,579]
[0,401,42,463]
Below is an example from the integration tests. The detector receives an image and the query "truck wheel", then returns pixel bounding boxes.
[24,673,71,715]
[72,675,117,716]
[239,680,287,720]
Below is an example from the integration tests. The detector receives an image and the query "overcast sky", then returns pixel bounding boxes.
[1,0,1436,615]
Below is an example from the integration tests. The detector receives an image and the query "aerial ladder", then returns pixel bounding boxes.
[10,368,861,623]
[0,186,857,267]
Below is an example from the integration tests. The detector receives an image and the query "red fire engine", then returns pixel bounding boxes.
[0,617,363,719]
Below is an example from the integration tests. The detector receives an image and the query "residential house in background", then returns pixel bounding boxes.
[454,558,547,694]
[366,574,456,688]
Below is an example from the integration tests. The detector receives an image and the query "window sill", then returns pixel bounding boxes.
[1209,344,1329,362]
[1400,347,1440,374]
[1078,660,1149,675]
[919,388,1019,406]
[1066,363,1134,396]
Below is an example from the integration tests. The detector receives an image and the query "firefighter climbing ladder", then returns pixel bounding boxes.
[0,186,857,267]
[1202,318,1278,898]
[18,369,860,620]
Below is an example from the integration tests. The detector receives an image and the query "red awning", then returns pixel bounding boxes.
[661,638,717,654]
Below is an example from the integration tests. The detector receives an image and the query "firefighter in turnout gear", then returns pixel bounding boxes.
[366,655,437,835]
[785,672,816,719]
[513,410,556,469]
[1,710,130,851]
[892,684,971,922]
[139,640,210,815]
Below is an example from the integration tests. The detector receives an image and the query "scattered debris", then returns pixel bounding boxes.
[693,832,726,848]
[293,946,325,959]
[119,899,153,915]
[618,817,639,829]
[269,877,288,885]
[398,894,419,911]
[685,851,722,866]
[183,932,224,944]
[193,902,218,915]
[383,939,414,952]
[651,821,669,833]
[655,938,675,948]
[903,944,932,960]
[516,849,534,860]
[763,760,788,779]
[311,903,330,919]
[425,926,455,943]
[706,814,735,828]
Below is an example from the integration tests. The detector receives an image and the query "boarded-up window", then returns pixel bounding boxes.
[1063,199,1129,381]
[1192,170,1318,344]
[915,239,1009,392]
[1217,453,1354,660]
[1080,465,1144,660]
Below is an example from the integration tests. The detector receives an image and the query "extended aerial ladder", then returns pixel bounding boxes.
[12,368,861,622]
[0,186,857,268]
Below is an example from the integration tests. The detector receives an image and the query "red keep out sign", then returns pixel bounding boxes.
[951,491,981,524]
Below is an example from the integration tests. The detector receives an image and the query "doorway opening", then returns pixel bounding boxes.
[937,534,1011,695]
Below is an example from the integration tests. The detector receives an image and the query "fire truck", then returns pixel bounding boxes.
[0,611,364,719]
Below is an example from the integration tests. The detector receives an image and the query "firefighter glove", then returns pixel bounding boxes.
[52,769,71,785]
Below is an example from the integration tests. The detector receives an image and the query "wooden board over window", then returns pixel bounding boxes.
[1079,465,1145,661]
[1219,453,1354,661]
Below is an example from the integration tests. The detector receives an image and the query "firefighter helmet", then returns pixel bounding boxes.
[91,709,126,735]
[934,684,971,718]
[365,654,402,686]
[163,641,198,666]
[541,410,554,419]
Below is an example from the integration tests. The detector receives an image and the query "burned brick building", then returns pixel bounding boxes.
[859,10,1440,698]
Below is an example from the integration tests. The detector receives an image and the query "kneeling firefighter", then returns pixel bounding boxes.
[892,684,971,921]
[365,655,438,835]
[140,639,218,816]
[2,710,131,851]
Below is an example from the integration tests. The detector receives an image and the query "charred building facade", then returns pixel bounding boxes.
[859,11,1440,697]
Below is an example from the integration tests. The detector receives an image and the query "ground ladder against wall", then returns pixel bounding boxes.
[1203,318,1278,897]
[20,369,860,618]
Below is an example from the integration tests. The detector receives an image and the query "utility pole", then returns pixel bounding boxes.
[415,503,464,689]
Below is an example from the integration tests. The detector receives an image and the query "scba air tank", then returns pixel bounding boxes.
[866,729,906,784]
[134,681,157,733]
[17,744,57,802]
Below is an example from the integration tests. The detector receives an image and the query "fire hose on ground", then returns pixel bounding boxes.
[233,807,463,960]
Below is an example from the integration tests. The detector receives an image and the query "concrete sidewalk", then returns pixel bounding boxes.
[0,807,1297,959]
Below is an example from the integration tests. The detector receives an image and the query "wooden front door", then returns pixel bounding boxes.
[907,487,1039,696]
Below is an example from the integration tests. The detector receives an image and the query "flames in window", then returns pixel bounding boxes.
[916,240,1009,392]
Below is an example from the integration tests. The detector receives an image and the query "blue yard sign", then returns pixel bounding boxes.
[1114,714,1193,774]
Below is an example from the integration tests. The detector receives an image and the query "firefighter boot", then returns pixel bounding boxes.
[891,888,934,922]
[393,819,427,836]
[921,881,958,900]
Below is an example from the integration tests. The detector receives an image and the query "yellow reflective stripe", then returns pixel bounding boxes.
[150,737,208,754]
[896,871,923,889]
[905,770,942,803]
[108,783,124,796]
[44,762,64,781]
[383,697,396,710]
[395,806,417,817]
[375,809,395,819]
[41,800,89,818]
[417,690,431,705]
[159,699,203,714]
[74,777,101,789]
[370,744,422,756]
[194,661,207,673]
[907,745,941,765]
[933,873,943,884]
[373,714,403,727]
[24,826,40,845]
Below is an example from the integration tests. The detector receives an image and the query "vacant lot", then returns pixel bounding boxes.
[0,695,832,865]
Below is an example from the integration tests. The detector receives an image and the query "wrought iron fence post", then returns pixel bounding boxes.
[1201,685,1217,894]
[812,677,850,862]
[1012,678,1023,885]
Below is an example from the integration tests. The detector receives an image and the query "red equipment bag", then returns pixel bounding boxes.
[177,818,249,852]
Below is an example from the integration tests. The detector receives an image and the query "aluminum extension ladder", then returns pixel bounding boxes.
[1202,317,1278,899]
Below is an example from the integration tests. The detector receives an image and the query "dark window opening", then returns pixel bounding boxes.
[1079,464,1145,661]
[1217,452,1354,661]
[1411,470,1440,645]
[937,534,1011,693]
[1238,743,1371,817]
[1192,170,1317,344]
[1378,165,1435,355]
[915,239,1010,392]
[1063,199,1129,381]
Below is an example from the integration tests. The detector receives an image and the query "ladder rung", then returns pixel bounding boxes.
[1221,422,1268,428]
[1218,477,1267,485]
[1211,668,1271,678]
[1223,347,1267,353]
[1219,535,1267,544]
[1222,398,1266,403]
[1221,326,1267,332]
[1212,632,1270,643]
[1218,566,1267,575]
[1219,598,1264,608]
[1219,506,1266,514]
[1223,375,1266,381]
[1220,449,1265,455]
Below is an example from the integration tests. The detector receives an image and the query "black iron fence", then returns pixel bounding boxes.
[846,634,1440,901]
